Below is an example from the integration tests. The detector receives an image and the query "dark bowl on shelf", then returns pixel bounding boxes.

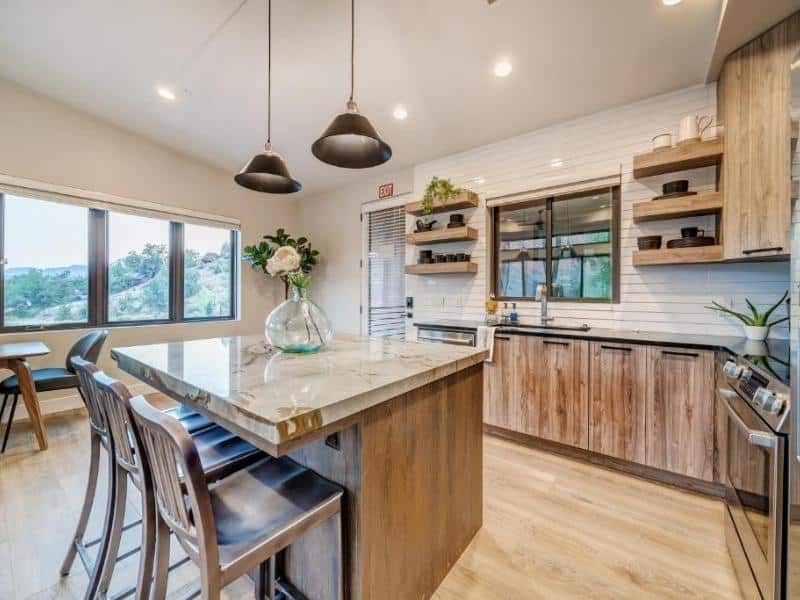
[434,254,447,263]
[637,235,662,250]
[662,180,689,195]
[446,254,458,262]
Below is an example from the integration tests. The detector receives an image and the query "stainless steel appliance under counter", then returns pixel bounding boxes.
[717,352,790,599]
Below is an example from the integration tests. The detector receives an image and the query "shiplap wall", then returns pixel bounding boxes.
[407,83,791,338]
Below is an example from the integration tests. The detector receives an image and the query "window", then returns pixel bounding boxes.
[493,187,619,302]
[183,224,234,319]
[3,194,89,326]
[108,213,170,322]
[0,191,238,331]
[366,206,406,338]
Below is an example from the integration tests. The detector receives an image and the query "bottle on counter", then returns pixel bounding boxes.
[501,303,509,324]
[510,303,519,323]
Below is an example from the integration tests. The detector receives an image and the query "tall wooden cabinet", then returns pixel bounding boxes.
[588,342,647,463]
[718,13,797,260]
[645,346,716,482]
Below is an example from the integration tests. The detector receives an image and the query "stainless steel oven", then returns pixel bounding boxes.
[719,354,790,599]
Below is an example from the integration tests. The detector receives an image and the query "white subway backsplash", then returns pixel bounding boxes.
[407,84,791,338]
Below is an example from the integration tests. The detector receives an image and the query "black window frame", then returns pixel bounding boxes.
[491,185,621,304]
[0,192,238,332]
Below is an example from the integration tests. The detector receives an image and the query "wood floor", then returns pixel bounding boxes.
[0,414,743,599]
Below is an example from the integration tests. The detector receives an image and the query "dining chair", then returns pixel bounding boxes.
[129,393,345,600]
[0,329,107,452]
[90,369,265,599]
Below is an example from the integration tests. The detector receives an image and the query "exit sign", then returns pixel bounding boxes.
[378,183,394,199]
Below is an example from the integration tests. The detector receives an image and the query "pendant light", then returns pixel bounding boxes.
[311,0,392,169]
[235,0,301,194]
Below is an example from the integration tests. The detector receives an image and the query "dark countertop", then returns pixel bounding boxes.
[413,319,791,385]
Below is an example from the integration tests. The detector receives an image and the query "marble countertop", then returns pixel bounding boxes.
[112,333,487,453]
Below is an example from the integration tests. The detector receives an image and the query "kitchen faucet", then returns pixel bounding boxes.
[535,283,555,324]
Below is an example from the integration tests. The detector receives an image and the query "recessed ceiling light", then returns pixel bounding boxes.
[393,105,408,120]
[550,158,564,168]
[662,0,681,5]
[156,86,176,101]
[494,60,512,78]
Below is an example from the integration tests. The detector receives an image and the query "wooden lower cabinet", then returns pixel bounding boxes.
[645,346,716,482]
[484,335,717,483]
[529,337,589,449]
[588,341,647,462]
[484,335,588,449]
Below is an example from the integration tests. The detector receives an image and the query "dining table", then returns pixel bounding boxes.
[112,332,487,600]
[0,341,51,450]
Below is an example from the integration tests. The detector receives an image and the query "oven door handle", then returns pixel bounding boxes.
[719,391,778,449]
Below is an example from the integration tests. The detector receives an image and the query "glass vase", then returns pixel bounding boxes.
[265,284,333,353]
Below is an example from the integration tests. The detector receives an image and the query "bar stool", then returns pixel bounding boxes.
[60,356,216,598]
[61,358,263,599]
[129,393,345,599]
[0,329,107,452]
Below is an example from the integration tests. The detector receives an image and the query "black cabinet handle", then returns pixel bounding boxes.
[661,350,699,358]
[742,247,784,255]
[495,335,511,341]
[601,345,632,352]
[543,340,569,346]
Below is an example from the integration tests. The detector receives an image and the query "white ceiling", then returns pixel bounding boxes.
[0,0,724,197]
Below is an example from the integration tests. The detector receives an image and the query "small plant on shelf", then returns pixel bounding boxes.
[705,290,789,340]
[420,176,462,215]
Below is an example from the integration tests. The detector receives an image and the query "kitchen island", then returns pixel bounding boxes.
[112,333,487,600]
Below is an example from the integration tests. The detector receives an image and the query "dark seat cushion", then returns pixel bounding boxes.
[212,456,343,565]
[0,367,79,394]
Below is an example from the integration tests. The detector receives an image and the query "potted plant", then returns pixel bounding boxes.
[705,290,789,341]
[420,176,462,216]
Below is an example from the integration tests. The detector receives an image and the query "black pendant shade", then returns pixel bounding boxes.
[312,101,392,169]
[234,0,301,194]
[235,144,301,194]
[312,0,392,170]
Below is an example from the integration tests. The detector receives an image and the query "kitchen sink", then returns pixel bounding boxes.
[498,323,591,332]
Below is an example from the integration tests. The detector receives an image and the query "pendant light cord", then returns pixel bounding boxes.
[350,0,355,102]
[267,0,272,144]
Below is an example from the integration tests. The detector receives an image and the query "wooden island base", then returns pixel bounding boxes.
[282,363,484,599]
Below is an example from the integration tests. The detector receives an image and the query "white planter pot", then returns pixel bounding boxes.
[744,325,769,341]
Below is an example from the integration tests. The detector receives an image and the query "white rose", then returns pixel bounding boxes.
[266,245,301,276]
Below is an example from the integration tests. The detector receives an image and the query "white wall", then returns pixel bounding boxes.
[301,83,791,340]
[297,169,413,334]
[0,78,298,416]
[407,83,791,338]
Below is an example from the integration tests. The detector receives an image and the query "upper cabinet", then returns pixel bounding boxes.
[717,16,798,261]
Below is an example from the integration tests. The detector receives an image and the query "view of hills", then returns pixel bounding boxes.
[3,242,231,326]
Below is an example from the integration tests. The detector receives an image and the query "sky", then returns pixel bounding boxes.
[4,194,230,269]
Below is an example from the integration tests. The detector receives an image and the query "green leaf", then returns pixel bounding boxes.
[762,290,789,323]
[767,315,790,327]
[705,301,755,325]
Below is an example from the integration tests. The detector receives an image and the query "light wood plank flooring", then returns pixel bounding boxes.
[0,414,742,599]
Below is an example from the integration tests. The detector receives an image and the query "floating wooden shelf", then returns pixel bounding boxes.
[633,138,724,179]
[632,245,724,266]
[404,190,479,216]
[405,226,478,245]
[405,262,478,275]
[632,192,723,223]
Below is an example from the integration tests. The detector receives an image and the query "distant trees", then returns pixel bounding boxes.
[4,240,231,325]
